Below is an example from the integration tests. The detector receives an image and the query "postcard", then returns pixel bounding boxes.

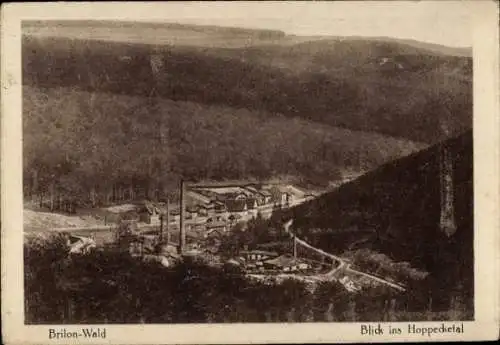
[1,1,499,343]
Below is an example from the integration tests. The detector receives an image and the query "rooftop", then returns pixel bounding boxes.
[186,205,199,213]
[207,220,227,229]
[226,199,247,212]
[264,254,307,268]
[240,250,279,257]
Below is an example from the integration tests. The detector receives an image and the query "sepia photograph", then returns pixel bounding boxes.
[21,2,473,324]
[2,1,499,343]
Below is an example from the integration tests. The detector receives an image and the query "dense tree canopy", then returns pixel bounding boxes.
[24,235,472,324]
[22,34,471,208]
[23,35,472,143]
[23,86,423,207]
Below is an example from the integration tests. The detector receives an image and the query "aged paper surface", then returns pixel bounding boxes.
[1,1,499,343]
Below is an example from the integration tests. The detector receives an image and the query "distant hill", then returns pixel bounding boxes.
[283,130,473,310]
[22,20,295,48]
[334,36,471,57]
[22,32,472,143]
[22,21,471,56]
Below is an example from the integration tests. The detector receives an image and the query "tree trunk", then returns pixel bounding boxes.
[90,186,96,207]
[31,169,38,201]
[166,200,170,243]
[107,187,113,205]
[129,184,134,201]
[347,300,357,322]
[325,303,335,322]
[49,182,55,211]
[389,298,397,321]
[159,215,163,243]
[426,297,434,321]
[66,295,74,323]
[264,311,272,322]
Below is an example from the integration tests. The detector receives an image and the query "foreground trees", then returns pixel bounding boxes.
[24,235,472,324]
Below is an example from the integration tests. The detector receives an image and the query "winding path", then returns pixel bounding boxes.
[283,219,406,292]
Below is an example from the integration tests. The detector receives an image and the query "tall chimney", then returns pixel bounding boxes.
[179,179,186,254]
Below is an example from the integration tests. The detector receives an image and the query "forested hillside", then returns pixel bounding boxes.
[23,33,472,143]
[282,131,473,312]
[23,86,424,205]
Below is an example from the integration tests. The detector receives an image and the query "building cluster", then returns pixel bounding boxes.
[228,249,314,273]
[138,182,315,235]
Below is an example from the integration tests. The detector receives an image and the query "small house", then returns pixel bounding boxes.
[235,192,247,200]
[226,258,243,267]
[339,276,361,292]
[246,198,258,210]
[227,213,242,225]
[214,201,227,214]
[245,198,259,217]
[204,233,223,250]
[281,192,293,207]
[197,204,210,217]
[240,250,278,262]
[243,185,259,195]
[204,201,217,215]
[226,199,248,218]
[304,193,316,201]
[205,219,227,235]
[186,190,213,204]
[169,209,180,223]
[67,235,96,255]
[243,185,268,205]
[138,201,168,224]
[208,215,226,223]
[186,205,199,219]
[138,204,154,224]
[286,185,306,199]
[264,255,311,272]
[260,190,272,205]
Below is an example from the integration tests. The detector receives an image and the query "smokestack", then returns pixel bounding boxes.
[179,179,186,254]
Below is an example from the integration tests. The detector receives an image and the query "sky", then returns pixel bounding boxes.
[125,1,472,48]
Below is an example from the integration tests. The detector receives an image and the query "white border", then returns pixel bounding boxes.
[2,1,499,344]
